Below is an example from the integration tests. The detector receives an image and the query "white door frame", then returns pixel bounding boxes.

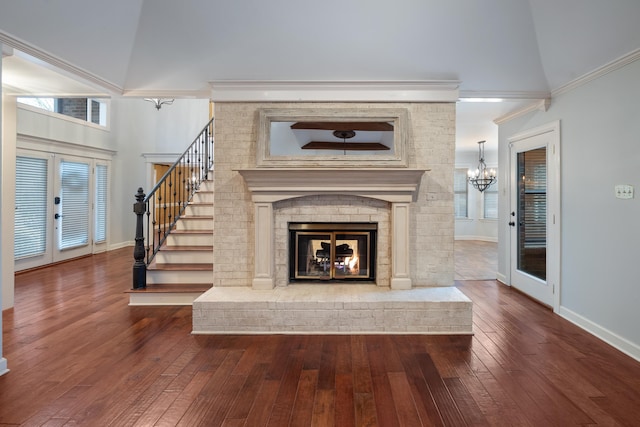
[507,121,561,312]
[14,137,114,271]
[53,154,93,263]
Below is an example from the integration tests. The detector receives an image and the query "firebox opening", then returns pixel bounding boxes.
[289,223,377,282]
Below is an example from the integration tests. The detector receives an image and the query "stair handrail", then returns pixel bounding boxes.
[133,117,214,289]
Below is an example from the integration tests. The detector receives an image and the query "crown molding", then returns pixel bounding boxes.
[0,30,123,94]
[122,89,211,99]
[458,90,550,100]
[494,99,550,125]
[552,48,640,97]
[209,80,460,102]
[1,44,13,57]
[492,48,640,124]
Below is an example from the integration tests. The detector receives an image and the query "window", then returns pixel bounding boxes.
[483,169,498,219]
[94,164,108,243]
[17,97,109,127]
[454,168,468,218]
[15,156,49,259]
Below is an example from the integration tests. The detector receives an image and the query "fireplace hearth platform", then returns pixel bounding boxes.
[192,285,472,335]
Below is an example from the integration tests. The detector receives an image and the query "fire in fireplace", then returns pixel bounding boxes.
[289,223,376,282]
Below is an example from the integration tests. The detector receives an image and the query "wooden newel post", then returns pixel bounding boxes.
[132,187,147,289]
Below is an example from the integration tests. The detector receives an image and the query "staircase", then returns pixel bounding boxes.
[128,179,213,305]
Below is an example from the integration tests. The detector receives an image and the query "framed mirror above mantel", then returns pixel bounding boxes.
[257,107,410,168]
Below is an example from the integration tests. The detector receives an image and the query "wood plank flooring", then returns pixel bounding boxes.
[2,247,640,426]
[454,240,497,281]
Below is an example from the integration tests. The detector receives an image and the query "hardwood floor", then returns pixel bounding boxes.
[2,248,640,426]
[454,240,497,281]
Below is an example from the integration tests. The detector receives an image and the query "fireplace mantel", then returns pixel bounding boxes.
[237,168,427,203]
[237,168,426,290]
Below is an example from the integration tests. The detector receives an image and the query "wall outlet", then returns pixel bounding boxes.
[615,184,634,199]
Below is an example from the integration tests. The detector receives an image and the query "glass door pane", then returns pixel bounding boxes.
[58,160,90,251]
[294,232,332,279]
[334,233,370,279]
[517,147,547,280]
[94,163,108,244]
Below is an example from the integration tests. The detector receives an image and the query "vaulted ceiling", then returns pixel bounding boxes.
[1,0,639,150]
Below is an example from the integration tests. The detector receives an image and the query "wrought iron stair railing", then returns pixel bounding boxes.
[133,117,214,289]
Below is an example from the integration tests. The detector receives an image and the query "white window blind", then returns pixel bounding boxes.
[94,164,108,243]
[483,169,498,219]
[454,168,468,218]
[15,156,48,259]
[519,149,547,248]
[59,160,90,250]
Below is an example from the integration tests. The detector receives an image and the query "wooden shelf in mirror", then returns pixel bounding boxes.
[291,121,394,131]
[301,142,390,151]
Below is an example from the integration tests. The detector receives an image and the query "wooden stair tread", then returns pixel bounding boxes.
[126,283,212,293]
[148,263,213,271]
[160,245,213,251]
[180,215,213,219]
[170,229,213,235]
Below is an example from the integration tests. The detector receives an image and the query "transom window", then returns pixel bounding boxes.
[17,97,109,127]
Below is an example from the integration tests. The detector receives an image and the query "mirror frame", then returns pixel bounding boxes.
[257,107,409,168]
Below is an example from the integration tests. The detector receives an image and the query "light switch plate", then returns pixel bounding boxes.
[615,184,634,199]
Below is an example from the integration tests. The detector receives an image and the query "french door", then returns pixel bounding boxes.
[15,150,109,271]
[508,122,560,310]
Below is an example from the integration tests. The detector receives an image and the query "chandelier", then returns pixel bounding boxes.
[467,140,496,192]
[144,98,174,110]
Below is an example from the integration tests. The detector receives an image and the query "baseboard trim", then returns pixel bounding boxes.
[496,272,508,285]
[0,358,8,377]
[109,241,134,251]
[558,306,640,362]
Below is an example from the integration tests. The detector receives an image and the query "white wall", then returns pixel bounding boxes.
[108,98,209,245]
[455,149,498,241]
[498,59,640,358]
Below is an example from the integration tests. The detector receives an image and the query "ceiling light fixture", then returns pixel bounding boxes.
[467,140,496,192]
[333,130,356,155]
[144,98,174,110]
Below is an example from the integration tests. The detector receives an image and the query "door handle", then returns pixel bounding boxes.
[54,213,63,219]
[508,221,515,227]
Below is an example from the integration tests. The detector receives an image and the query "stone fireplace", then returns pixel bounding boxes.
[192,83,472,334]
[214,102,455,289]
[218,101,451,290]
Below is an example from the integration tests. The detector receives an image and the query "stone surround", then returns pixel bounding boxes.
[238,168,424,289]
[193,285,472,334]
[212,102,456,289]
